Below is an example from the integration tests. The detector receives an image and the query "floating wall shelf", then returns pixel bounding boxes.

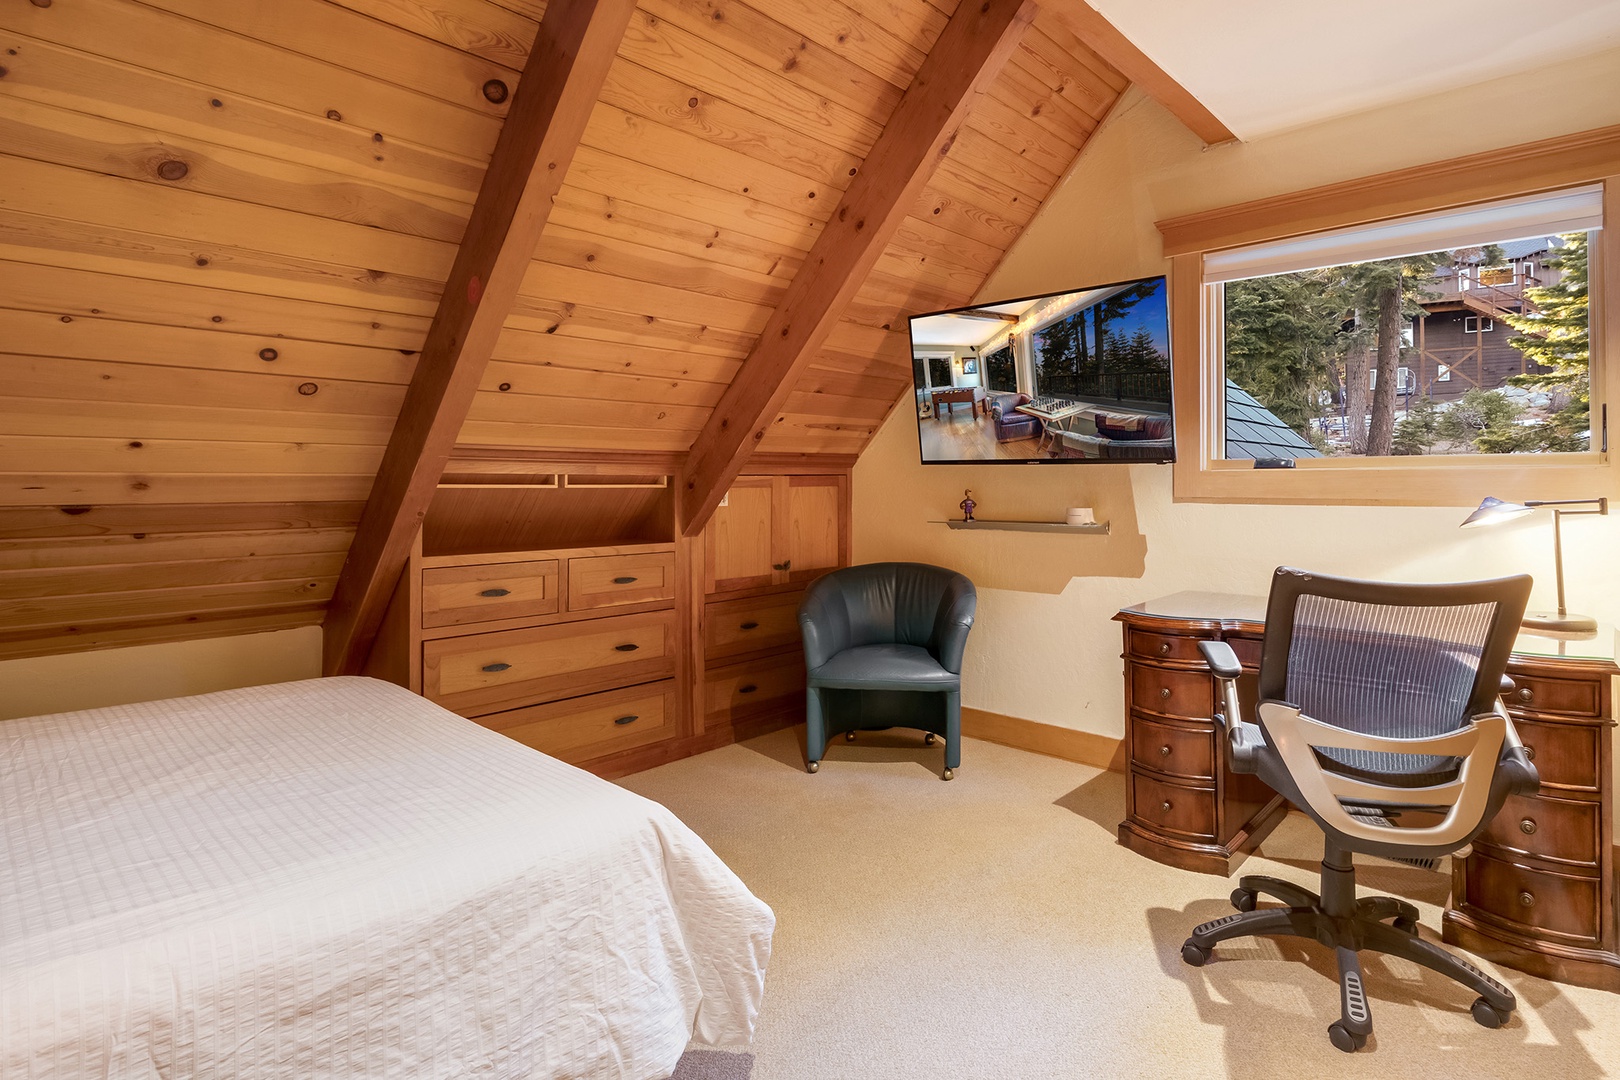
[932,519,1110,535]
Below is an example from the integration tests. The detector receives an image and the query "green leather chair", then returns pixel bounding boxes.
[798,562,976,780]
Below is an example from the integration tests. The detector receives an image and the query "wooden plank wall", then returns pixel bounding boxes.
[0,0,1124,660]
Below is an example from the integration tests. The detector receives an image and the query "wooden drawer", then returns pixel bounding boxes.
[424,609,675,717]
[1129,770,1216,840]
[421,559,559,628]
[1128,629,1206,664]
[706,591,803,661]
[1478,792,1602,868]
[476,680,677,765]
[1130,714,1215,781]
[1129,663,1213,720]
[567,551,676,612]
[705,652,805,723]
[1513,716,1602,792]
[1461,852,1603,944]
[1226,635,1263,669]
[1505,673,1602,717]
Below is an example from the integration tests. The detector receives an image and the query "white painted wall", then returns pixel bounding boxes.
[0,625,321,720]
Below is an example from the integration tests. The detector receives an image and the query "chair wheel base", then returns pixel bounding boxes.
[1181,941,1209,967]
[1328,1021,1367,1053]
[942,767,954,781]
[1471,997,1510,1029]
[806,761,819,773]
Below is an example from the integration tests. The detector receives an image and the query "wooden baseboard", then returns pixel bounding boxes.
[962,707,1126,772]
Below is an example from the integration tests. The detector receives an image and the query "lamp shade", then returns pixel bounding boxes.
[1460,496,1536,529]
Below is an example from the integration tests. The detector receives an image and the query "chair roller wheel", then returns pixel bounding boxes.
[806,761,819,774]
[1471,997,1510,1029]
[925,733,937,745]
[1327,1022,1366,1053]
[1393,916,1419,935]
[942,767,954,781]
[845,731,857,742]
[1230,888,1258,912]
[1180,941,1209,967]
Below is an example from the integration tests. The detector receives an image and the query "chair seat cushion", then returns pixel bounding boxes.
[809,644,960,692]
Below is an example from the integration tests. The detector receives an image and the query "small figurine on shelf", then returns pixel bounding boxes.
[959,489,976,522]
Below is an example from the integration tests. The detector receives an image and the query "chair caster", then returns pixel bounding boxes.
[942,767,954,781]
[1230,887,1257,912]
[1393,915,1419,935]
[806,761,819,773]
[1327,1021,1367,1053]
[845,731,857,742]
[925,733,936,745]
[1470,997,1510,1029]
[1180,941,1209,967]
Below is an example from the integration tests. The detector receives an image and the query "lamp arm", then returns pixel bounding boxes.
[1525,497,1609,516]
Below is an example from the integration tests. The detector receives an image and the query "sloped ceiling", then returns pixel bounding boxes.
[0,0,1127,659]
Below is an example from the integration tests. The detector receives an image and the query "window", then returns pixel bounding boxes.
[927,356,953,390]
[984,344,1017,392]
[1160,134,1615,504]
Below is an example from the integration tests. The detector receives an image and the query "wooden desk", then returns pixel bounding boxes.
[1116,590,1620,992]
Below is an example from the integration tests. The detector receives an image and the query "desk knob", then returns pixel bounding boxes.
[1160,800,1172,813]
[1159,745,1172,758]
[1159,687,1171,700]
[1523,744,1536,762]
[1159,642,1171,655]
[1519,818,1537,836]
[1518,890,1536,908]
[1517,686,1534,703]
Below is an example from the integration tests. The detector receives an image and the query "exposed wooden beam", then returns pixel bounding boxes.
[676,0,1039,537]
[1052,2,1236,146]
[953,310,1020,323]
[322,0,638,676]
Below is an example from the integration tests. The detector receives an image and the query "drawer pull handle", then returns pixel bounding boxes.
[1519,818,1538,836]
[739,683,758,694]
[740,621,760,630]
[1160,800,1172,812]
[1159,687,1171,699]
[1518,890,1536,908]
[1523,744,1536,761]
[614,714,639,726]
[612,576,638,584]
[614,643,639,652]
[1517,686,1534,702]
[481,662,511,673]
[1159,642,1171,655]
[479,587,511,597]
[1159,745,1172,758]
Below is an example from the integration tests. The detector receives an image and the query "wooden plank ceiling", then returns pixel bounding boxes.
[0,0,1133,661]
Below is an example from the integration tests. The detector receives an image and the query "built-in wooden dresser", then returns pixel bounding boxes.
[1117,591,1620,992]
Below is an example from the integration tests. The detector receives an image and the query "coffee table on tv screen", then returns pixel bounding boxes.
[1016,398,1088,454]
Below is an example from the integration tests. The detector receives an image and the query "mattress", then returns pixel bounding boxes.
[0,677,773,1079]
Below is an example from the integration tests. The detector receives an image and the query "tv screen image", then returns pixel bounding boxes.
[906,276,1174,465]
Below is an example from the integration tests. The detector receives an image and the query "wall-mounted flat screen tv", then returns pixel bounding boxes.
[907,275,1174,465]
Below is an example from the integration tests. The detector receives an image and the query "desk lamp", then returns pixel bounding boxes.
[1461,496,1609,632]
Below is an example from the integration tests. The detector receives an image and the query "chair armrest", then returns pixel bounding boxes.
[1198,640,1243,680]
[798,584,852,671]
[1495,701,1540,798]
[930,577,977,674]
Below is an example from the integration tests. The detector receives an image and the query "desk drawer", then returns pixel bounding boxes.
[1129,771,1216,841]
[1513,717,1602,792]
[424,609,675,716]
[1129,663,1213,720]
[706,592,803,661]
[1461,852,1602,944]
[567,551,676,611]
[1128,629,1206,664]
[1130,714,1215,781]
[476,680,677,765]
[422,559,559,628]
[1478,793,1602,868]
[1506,674,1602,717]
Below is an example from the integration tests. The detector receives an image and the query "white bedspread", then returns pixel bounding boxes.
[0,677,773,1079]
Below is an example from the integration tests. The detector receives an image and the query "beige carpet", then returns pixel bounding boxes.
[621,727,1620,1079]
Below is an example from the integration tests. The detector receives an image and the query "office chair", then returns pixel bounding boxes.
[798,563,976,780]
[1180,567,1538,1052]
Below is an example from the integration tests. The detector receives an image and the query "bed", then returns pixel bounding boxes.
[0,676,773,1079]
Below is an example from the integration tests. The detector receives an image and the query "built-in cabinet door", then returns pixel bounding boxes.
[704,474,847,594]
[706,477,777,593]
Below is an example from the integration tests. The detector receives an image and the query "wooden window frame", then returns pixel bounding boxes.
[1159,125,1620,506]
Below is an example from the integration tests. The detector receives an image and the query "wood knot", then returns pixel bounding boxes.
[211,315,223,322]
[130,481,150,491]
[195,256,209,266]
[0,66,8,79]
[688,96,698,108]
[498,382,511,392]
[482,79,508,104]
[59,506,92,515]
[297,382,319,396]
[29,0,51,7]
[258,347,278,361]
[326,109,342,121]
[371,132,383,142]
[156,159,189,181]
[209,98,223,108]
[59,315,72,323]
[127,441,143,449]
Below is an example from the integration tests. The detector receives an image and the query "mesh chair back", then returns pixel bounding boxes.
[1258,569,1531,783]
